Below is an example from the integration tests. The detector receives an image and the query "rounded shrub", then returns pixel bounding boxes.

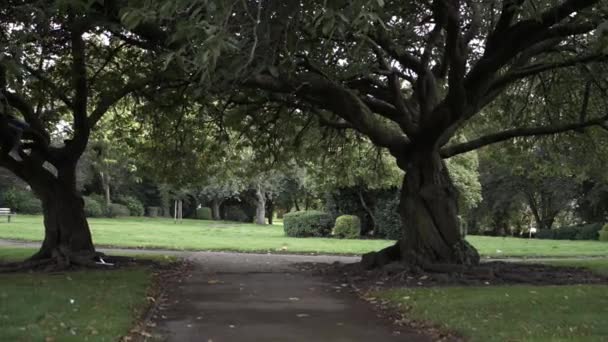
[106,203,131,218]
[196,207,213,220]
[283,210,332,237]
[333,215,361,239]
[83,196,104,217]
[116,196,145,217]
[3,187,42,214]
[599,224,608,242]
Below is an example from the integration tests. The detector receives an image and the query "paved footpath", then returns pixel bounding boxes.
[148,252,432,342]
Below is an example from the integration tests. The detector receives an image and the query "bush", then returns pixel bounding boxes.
[146,206,162,217]
[2,187,42,214]
[554,226,579,240]
[106,203,131,218]
[600,224,608,242]
[283,210,333,237]
[574,223,603,241]
[373,189,401,239]
[196,207,213,220]
[536,229,555,240]
[116,196,145,217]
[224,205,250,222]
[333,215,361,239]
[83,196,104,218]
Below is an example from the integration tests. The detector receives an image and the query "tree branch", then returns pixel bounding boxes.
[441,114,608,158]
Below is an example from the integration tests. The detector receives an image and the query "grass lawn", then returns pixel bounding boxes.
[0,215,607,257]
[377,259,608,342]
[0,247,177,341]
[0,267,152,341]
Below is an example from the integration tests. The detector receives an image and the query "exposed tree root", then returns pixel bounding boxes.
[0,248,115,273]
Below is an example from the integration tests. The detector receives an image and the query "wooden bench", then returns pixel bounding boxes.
[0,208,14,222]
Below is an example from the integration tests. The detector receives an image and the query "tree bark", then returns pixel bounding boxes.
[266,198,274,225]
[254,186,266,225]
[100,171,111,206]
[27,163,97,267]
[211,198,222,220]
[362,149,479,269]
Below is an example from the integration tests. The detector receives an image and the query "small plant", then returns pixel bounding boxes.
[196,207,213,220]
[83,196,104,217]
[283,211,333,237]
[116,196,145,216]
[106,203,131,218]
[333,215,361,239]
[599,224,608,242]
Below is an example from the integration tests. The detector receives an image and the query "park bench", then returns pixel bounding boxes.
[0,208,14,222]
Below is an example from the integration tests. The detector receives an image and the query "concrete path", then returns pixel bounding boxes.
[149,252,431,342]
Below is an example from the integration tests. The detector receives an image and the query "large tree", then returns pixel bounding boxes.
[127,0,608,268]
[0,1,165,266]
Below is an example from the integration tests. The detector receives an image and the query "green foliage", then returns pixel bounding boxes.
[196,207,212,220]
[600,224,608,242]
[2,188,42,214]
[106,203,131,218]
[324,187,370,231]
[535,229,555,240]
[575,223,604,241]
[373,189,401,240]
[83,196,104,218]
[333,215,361,239]
[116,196,145,217]
[146,206,163,217]
[283,211,333,237]
[554,226,579,240]
[224,205,250,223]
[536,223,604,241]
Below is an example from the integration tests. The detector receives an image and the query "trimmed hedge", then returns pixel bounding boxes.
[83,196,104,217]
[106,203,131,218]
[600,224,608,242]
[284,211,332,237]
[2,187,42,214]
[196,207,213,220]
[333,215,361,239]
[373,189,401,240]
[536,223,604,241]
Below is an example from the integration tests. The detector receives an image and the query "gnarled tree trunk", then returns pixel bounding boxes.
[362,149,479,269]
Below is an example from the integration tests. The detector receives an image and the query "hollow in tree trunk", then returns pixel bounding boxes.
[362,150,479,269]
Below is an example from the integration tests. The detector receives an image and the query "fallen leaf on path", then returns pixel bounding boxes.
[296,314,310,318]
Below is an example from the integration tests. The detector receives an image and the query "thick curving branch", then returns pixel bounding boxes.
[440,114,608,158]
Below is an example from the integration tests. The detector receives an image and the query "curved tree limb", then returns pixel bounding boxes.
[440,114,608,158]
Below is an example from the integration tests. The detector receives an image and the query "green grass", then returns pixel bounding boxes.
[1,216,607,257]
[378,259,608,342]
[469,236,608,258]
[0,267,152,341]
[0,215,393,255]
